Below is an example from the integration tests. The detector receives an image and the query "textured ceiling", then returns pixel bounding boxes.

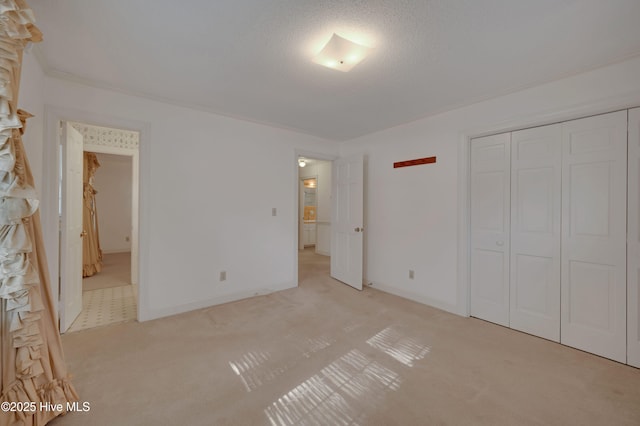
[29,0,640,141]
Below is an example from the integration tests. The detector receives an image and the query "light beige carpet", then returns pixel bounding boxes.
[51,248,640,425]
[82,252,131,291]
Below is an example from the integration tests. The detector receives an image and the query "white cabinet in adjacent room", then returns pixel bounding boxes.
[303,223,316,246]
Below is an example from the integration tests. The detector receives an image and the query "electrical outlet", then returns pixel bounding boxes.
[409,270,415,279]
[220,271,227,281]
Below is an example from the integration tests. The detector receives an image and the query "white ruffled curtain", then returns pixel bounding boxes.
[0,1,79,425]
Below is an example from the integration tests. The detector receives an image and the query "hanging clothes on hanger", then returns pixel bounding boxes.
[82,152,102,277]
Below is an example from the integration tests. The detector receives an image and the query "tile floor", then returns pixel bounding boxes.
[67,285,136,332]
[67,253,136,332]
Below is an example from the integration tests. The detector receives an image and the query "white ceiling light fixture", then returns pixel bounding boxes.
[298,158,307,167]
[312,33,373,72]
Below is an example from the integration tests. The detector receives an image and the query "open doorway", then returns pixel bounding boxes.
[60,122,140,333]
[297,156,332,283]
[295,152,365,291]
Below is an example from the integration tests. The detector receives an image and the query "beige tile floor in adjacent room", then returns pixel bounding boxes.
[51,248,640,425]
[67,253,136,332]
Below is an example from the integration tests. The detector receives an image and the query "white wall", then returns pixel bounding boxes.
[315,161,332,224]
[93,153,132,253]
[315,161,332,256]
[299,160,332,255]
[19,51,46,193]
[25,71,338,321]
[22,48,640,322]
[341,56,640,315]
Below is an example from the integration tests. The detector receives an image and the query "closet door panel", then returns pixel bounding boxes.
[561,110,627,363]
[628,107,640,368]
[510,124,561,341]
[470,133,510,327]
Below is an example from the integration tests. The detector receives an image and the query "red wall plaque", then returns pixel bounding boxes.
[393,156,436,168]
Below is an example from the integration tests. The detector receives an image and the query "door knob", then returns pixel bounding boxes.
[354,227,361,232]
[80,230,87,238]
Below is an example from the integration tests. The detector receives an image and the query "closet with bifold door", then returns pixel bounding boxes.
[471,109,639,366]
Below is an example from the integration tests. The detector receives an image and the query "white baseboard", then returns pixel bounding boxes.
[369,282,459,316]
[139,281,296,322]
[102,249,132,254]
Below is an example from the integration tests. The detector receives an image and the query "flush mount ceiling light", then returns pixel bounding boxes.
[312,33,373,72]
[298,158,307,167]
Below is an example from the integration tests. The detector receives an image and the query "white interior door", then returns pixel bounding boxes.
[470,133,511,327]
[60,122,84,333]
[628,107,640,368]
[510,124,561,341]
[561,110,627,363]
[331,155,363,290]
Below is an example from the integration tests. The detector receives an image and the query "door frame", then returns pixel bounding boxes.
[58,127,140,331]
[628,107,640,367]
[42,106,151,322]
[457,91,640,318]
[83,143,139,289]
[293,150,337,285]
[299,175,318,251]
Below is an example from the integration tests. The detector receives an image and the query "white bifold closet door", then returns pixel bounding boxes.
[470,133,511,327]
[509,124,561,342]
[560,110,627,363]
[627,107,640,368]
[470,110,629,363]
